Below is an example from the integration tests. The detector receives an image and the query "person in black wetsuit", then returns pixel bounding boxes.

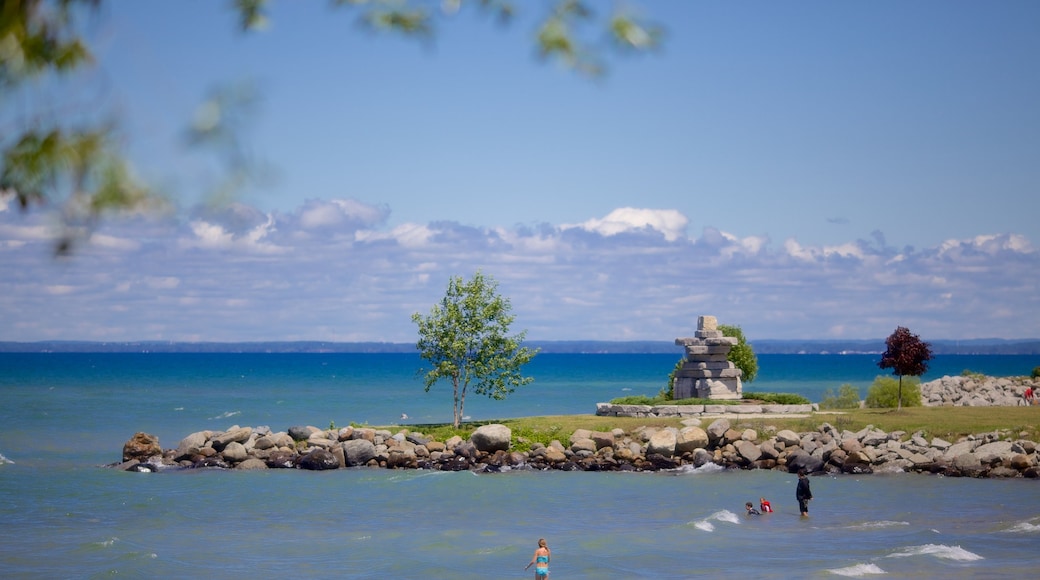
[796,469,813,516]
[745,502,761,515]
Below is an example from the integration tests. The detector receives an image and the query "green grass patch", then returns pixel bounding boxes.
[376,405,1040,448]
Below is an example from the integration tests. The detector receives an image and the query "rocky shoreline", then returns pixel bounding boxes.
[114,418,1040,479]
[112,374,1040,478]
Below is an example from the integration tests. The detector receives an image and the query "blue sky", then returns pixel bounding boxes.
[1,0,1038,343]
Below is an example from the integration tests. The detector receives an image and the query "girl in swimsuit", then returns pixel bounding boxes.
[525,538,551,578]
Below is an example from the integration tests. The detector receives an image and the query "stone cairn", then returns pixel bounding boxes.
[673,315,742,400]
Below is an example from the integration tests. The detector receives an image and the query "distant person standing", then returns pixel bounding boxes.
[1024,386,1035,406]
[525,538,551,579]
[796,470,813,517]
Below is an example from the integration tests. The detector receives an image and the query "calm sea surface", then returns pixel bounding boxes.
[1,353,1037,578]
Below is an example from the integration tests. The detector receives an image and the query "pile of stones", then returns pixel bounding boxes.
[921,375,1038,406]
[114,416,1040,478]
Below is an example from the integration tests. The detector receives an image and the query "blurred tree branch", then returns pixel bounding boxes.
[1,0,662,254]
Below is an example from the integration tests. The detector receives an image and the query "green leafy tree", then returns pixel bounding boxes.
[865,375,922,408]
[719,324,758,383]
[878,326,933,411]
[412,271,538,428]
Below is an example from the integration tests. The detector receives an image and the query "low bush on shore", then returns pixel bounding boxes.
[819,384,861,410]
[609,392,810,406]
[865,376,922,408]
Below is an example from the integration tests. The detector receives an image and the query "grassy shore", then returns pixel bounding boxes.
[386,406,1040,450]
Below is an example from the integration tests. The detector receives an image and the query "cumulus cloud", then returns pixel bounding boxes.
[563,207,689,242]
[0,200,1036,342]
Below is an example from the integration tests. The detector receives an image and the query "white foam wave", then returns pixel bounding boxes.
[887,544,983,561]
[692,509,740,532]
[676,462,725,475]
[846,520,909,530]
[1002,521,1040,533]
[209,410,241,420]
[827,563,886,576]
[0,452,13,464]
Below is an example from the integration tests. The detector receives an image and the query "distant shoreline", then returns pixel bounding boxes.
[1,339,1039,355]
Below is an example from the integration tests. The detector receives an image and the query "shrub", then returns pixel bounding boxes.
[743,392,811,405]
[865,375,922,408]
[819,384,861,410]
[1032,366,1040,379]
[960,369,985,380]
[610,395,659,405]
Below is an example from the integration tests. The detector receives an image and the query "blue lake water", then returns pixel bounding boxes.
[1,352,1037,578]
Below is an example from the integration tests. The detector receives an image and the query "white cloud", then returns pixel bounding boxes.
[1,201,1037,342]
[563,208,689,242]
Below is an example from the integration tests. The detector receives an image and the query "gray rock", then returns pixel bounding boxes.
[647,428,678,457]
[570,438,597,454]
[174,431,208,460]
[341,439,376,467]
[211,426,252,450]
[735,440,762,463]
[675,426,709,454]
[222,441,248,462]
[471,424,511,453]
[298,449,339,470]
[706,418,731,443]
[775,429,800,447]
[234,458,268,470]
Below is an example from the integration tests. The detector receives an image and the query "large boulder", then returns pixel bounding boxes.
[122,432,161,462]
[265,449,297,469]
[211,426,252,450]
[775,429,801,447]
[734,440,762,463]
[234,458,268,470]
[675,426,709,454]
[341,439,377,467]
[288,425,317,442]
[786,450,824,474]
[298,449,339,471]
[647,428,678,457]
[471,424,512,453]
[706,418,731,444]
[174,431,208,460]
[221,441,248,462]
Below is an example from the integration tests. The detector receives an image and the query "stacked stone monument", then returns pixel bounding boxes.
[673,315,743,400]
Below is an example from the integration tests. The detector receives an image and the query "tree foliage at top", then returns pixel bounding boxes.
[2,0,662,253]
[412,271,538,428]
[719,324,758,383]
[878,325,933,410]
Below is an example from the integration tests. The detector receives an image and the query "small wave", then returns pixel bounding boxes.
[209,410,241,420]
[1002,521,1040,533]
[95,537,118,548]
[691,509,740,532]
[827,563,886,577]
[887,544,983,562]
[675,462,725,475]
[173,407,184,411]
[846,520,909,530]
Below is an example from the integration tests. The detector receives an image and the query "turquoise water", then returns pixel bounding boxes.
[1,353,1038,578]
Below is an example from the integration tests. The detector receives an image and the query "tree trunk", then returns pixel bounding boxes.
[452,376,461,428]
[897,374,903,411]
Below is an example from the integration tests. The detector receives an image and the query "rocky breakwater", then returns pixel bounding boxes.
[113,418,1040,478]
[921,375,1039,406]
